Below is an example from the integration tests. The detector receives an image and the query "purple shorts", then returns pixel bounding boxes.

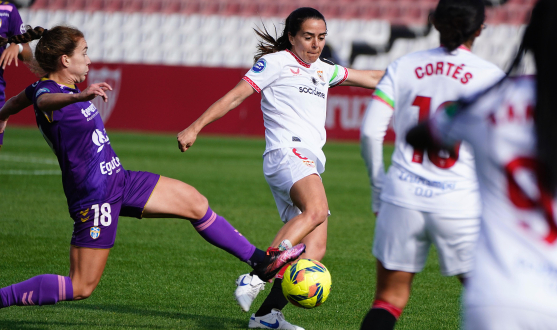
[70,170,160,249]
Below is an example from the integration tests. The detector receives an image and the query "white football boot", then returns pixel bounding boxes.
[235,273,265,312]
[248,309,305,330]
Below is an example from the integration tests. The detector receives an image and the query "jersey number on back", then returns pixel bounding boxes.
[506,157,557,244]
[411,96,460,169]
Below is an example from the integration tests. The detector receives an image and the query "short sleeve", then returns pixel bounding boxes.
[8,5,24,38]
[243,55,282,93]
[370,61,398,110]
[328,64,348,87]
[24,82,38,101]
[32,80,63,123]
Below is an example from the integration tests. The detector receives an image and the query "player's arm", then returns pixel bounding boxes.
[360,94,393,214]
[36,82,112,112]
[0,43,33,69]
[341,69,385,89]
[177,79,254,152]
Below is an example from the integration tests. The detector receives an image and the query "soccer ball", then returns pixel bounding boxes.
[281,259,331,309]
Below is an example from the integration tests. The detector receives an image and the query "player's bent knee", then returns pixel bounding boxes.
[303,207,328,228]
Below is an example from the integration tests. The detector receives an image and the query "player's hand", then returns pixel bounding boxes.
[177,127,198,152]
[78,82,113,103]
[0,44,20,70]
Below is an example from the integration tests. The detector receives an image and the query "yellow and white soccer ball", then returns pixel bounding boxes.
[281,259,331,309]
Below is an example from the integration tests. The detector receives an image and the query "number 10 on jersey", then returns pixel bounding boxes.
[411,96,460,169]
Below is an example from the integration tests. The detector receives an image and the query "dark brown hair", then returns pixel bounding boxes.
[433,0,485,51]
[253,7,326,62]
[0,25,84,76]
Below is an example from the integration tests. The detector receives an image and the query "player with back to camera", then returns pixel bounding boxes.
[359,0,505,329]
[0,0,32,150]
[406,0,557,328]
[0,25,305,309]
[177,7,384,330]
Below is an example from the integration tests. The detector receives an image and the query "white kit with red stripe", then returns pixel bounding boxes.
[430,76,557,318]
[362,46,504,217]
[243,49,348,171]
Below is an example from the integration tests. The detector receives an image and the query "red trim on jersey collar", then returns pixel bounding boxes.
[440,45,471,52]
[286,49,311,68]
[242,76,261,93]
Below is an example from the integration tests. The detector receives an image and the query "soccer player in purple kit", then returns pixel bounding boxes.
[0,0,32,148]
[0,25,305,309]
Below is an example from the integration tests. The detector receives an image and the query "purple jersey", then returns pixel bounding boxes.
[26,79,126,213]
[0,2,24,105]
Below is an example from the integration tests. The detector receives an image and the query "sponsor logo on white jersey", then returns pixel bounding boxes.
[81,102,99,121]
[87,67,122,123]
[92,129,110,153]
[290,67,301,75]
[100,156,121,176]
[299,86,325,99]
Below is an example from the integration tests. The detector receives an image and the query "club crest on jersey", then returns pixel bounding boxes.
[251,59,266,73]
[92,129,110,153]
[90,227,101,239]
[303,159,316,168]
[317,70,324,81]
[87,67,122,123]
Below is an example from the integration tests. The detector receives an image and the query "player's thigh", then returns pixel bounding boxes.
[427,214,480,276]
[465,306,557,330]
[142,176,208,220]
[300,217,328,260]
[69,246,110,299]
[264,148,327,223]
[372,202,430,273]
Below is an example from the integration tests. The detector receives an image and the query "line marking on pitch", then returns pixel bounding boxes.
[0,170,61,175]
[0,154,58,165]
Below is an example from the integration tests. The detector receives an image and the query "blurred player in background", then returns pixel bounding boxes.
[0,0,32,149]
[360,0,505,329]
[0,25,305,309]
[407,0,557,328]
[177,7,383,329]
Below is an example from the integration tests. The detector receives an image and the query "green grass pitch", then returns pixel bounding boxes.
[0,127,462,329]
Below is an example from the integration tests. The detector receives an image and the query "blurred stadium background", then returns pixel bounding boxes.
[6,0,535,139]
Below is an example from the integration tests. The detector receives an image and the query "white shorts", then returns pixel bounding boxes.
[372,201,479,276]
[263,148,321,223]
[465,306,557,330]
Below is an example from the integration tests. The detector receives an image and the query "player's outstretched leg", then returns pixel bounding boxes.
[0,274,73,308]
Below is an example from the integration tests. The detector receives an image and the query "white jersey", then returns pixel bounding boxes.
[243,50,348,172]
[361,46,504,216]
[430,76,557,317]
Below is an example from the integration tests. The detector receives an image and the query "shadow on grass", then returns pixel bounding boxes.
[0,303,246,329]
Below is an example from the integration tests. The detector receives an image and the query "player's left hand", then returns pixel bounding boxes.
[0,43,20,70]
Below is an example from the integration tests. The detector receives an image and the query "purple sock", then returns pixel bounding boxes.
[0,274,73,308]
[191,207,256,262]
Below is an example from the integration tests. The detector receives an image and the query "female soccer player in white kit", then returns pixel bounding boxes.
[407,0,557,328]
[177,7,383,329]
[360,0,504,328]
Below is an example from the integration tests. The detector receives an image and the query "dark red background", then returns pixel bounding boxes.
[5,63,394,141]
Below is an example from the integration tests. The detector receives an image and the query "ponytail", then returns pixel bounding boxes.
[0,25,45,48]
